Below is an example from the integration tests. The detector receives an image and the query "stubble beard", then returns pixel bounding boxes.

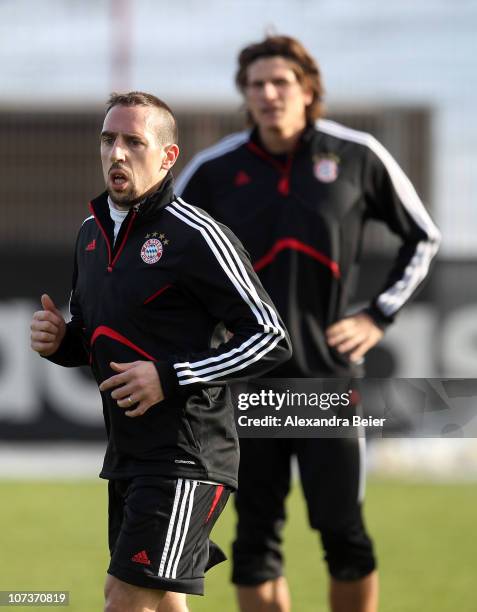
[107,185,137,209]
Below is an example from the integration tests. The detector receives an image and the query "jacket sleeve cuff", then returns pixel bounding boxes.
[363,304,394,331]
[41,325,86,367]
[154,361,180,399]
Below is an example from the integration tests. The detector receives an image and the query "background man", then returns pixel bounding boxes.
[30,91,291,612]
[176,36,441,612]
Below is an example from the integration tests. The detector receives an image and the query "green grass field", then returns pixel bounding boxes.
[0,479,475,611]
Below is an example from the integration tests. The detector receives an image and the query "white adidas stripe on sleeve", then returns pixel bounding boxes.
[174,335,283,385]
[174,132,249,195]
[165,200,285,385]
[81,215,95,226]
[317,119,440,317]
[166,204,270,328]
[175,197,281,331]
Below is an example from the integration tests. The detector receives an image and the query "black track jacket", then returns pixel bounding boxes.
[46,174,291,488]
[176,120,440,377]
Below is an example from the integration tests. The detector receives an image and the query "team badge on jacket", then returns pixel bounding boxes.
[141,238,163,264]
[141,232,169,264]
[313,154,340,183]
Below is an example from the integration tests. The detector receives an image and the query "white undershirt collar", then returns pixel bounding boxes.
[107,196,129,244]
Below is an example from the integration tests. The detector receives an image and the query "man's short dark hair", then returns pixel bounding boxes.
[235,35,325,124]
[106,91,178,144]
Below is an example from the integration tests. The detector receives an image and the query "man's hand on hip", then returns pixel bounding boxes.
[99,361,165,417]
[30,294,67,356]
[325,311,384,363]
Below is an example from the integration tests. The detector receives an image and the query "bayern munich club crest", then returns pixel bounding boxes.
[313,155,340,183]
[141,238,163,264]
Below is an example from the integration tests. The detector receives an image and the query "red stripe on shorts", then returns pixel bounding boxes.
[205,485,224,523]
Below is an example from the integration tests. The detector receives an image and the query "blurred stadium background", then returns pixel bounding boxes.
[1,1,477,610]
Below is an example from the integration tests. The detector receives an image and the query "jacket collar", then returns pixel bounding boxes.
[248,123,315,156]
[89,172,175,227]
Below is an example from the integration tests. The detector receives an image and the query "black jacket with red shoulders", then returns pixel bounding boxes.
[176,120,441,377]
[46,174,291,488]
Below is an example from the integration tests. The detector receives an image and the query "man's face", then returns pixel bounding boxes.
[244,56,312,134]
[101,105,170,206]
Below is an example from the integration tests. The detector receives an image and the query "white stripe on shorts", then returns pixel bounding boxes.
[158,478,184,578]
[158,478,200,579]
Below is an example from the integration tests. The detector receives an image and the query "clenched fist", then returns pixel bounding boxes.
[30,294,66,356]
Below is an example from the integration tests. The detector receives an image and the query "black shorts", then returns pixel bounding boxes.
[233,437,375,584]
[108,476,230,595]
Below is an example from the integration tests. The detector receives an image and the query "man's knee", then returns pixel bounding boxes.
[233,516,286,586]
[237,577,291,612]
[319,524,377,581]
[104,575,164,612]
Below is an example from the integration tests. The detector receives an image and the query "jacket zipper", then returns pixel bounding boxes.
[108,210,137,272]
[89,203,137,272]
[247,141,295,196]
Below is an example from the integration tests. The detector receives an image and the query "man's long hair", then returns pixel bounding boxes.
[235,35,325,123]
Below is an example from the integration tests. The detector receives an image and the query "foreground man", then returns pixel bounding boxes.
[177,36,440,612]
[31,91,291,612]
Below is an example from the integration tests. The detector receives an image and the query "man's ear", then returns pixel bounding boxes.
[304,86,313,108]
[161,144,180,170]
